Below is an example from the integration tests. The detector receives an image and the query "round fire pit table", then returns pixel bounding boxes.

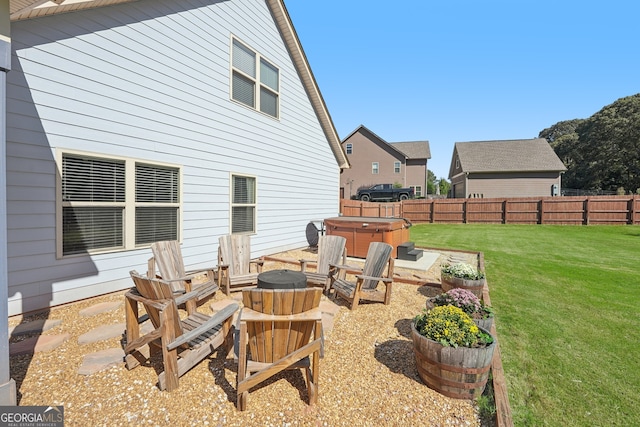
[257,269,307,289]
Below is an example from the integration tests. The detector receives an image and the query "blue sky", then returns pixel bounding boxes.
[285,1,640,180]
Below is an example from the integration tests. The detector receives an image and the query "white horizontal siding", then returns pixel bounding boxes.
[6,0,340,315]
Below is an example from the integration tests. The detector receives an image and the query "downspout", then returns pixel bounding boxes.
[0,0,16,405]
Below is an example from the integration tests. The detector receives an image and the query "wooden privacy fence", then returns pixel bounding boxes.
[340,195,640,225]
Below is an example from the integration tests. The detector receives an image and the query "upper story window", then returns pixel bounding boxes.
[58,151,181,257]
[346,143,353,154]
[231,174,257,234]
[231,38,280,118]
[455,158,460,169]
[372,162,379,174]
[394,161,401,173]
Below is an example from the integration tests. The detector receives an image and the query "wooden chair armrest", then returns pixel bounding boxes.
[125,290,171,311]
[167,302,239,351]
[356,275,393,283]
[173,290,202,306]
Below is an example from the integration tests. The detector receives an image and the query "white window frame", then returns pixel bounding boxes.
[372,162,379,174]
[411,185,423,197]
[230,173,257,235]
[56,149,182,258]
[394,161,401,173]
[346,143,353,154]
[230,36,280,119]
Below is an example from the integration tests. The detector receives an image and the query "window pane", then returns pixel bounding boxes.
[260,87,278,117]
[372,163,379,174]
[233,176,255,204]
[62,155,125,202]
[260,59,278,91]
[232,40,255,77]
[232,72,255,107]
[135,207,178,244]
[346,144,352,154]
[63,207,123,255]
[232,206,255,233]
[136,164,179,203]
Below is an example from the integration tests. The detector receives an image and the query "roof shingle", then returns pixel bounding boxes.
[455,138,566,173]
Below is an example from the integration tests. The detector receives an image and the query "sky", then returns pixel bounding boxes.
[284,1,640,180]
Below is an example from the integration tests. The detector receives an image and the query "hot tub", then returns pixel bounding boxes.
[323,216,411,259]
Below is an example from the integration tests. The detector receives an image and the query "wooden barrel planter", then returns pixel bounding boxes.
[440,274,486,298]
[411,321,495,400]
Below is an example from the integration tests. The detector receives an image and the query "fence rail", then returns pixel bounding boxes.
[340,195,640,225]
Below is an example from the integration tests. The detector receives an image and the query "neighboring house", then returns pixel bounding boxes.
[448,138,567,199]
[0,1,349,317]
[341,125,431,198]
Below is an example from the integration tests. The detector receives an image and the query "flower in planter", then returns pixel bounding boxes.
[430,288,494,320]
[441,262,485,280]
[414,305,493,348]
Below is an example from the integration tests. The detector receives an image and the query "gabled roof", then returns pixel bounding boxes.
[390,141,431,159]
[9,0,350,170]
[453,138,567,173]
[344,125,430,160]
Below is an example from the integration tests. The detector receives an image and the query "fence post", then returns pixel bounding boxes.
[629,196,636,225]
[463,199,468,224]
[584,198,590,225]
[503,200,507,224]
[431,199,435,223]
[539,199,544,224]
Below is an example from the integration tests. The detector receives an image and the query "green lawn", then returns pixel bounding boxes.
[410,224,640,427]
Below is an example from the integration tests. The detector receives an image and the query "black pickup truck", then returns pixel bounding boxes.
[356,184,414,202]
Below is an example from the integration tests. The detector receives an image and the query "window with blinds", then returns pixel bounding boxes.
[60,153,180,256]
[231,38,279,118]
[231,174,256,234]
[394,161,401,173]
[372,162,379,174]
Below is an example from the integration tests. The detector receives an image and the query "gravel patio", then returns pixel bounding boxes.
[8,247,486,427]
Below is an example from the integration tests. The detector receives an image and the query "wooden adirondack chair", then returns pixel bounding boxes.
[329,241,395,310]
[236,287,323,410]
[300,235,347,293]
[124,271,238,392]
[217,234,264,296]
[149,240,218,313]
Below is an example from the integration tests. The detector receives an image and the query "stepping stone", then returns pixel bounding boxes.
[9,319,62,336]
[78,348,125,375]
[319,300,341,317]
[78,323,126,345]
[10,333,71,356]
[79,301,122,317]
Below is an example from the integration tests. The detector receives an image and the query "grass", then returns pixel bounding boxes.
[410,224,640,427]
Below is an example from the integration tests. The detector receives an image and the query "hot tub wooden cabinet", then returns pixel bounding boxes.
[324,216,411,259]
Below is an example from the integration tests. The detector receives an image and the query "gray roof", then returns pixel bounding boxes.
[390,141,431,159]
[455,138,567,173]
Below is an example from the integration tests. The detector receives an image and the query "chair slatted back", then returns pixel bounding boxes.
[316,235,347,275]
[150,241,187,292]
[361,242,393,290]
[242,288,322,363]
[219,234,252,276]
[130,271,183,338]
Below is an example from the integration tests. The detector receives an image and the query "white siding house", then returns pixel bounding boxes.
[4,0,348,318]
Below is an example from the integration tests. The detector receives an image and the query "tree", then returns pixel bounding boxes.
[427,169,437,195]
[540,93,640,192]
[539,119,585,189]
[576,94,640,192]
